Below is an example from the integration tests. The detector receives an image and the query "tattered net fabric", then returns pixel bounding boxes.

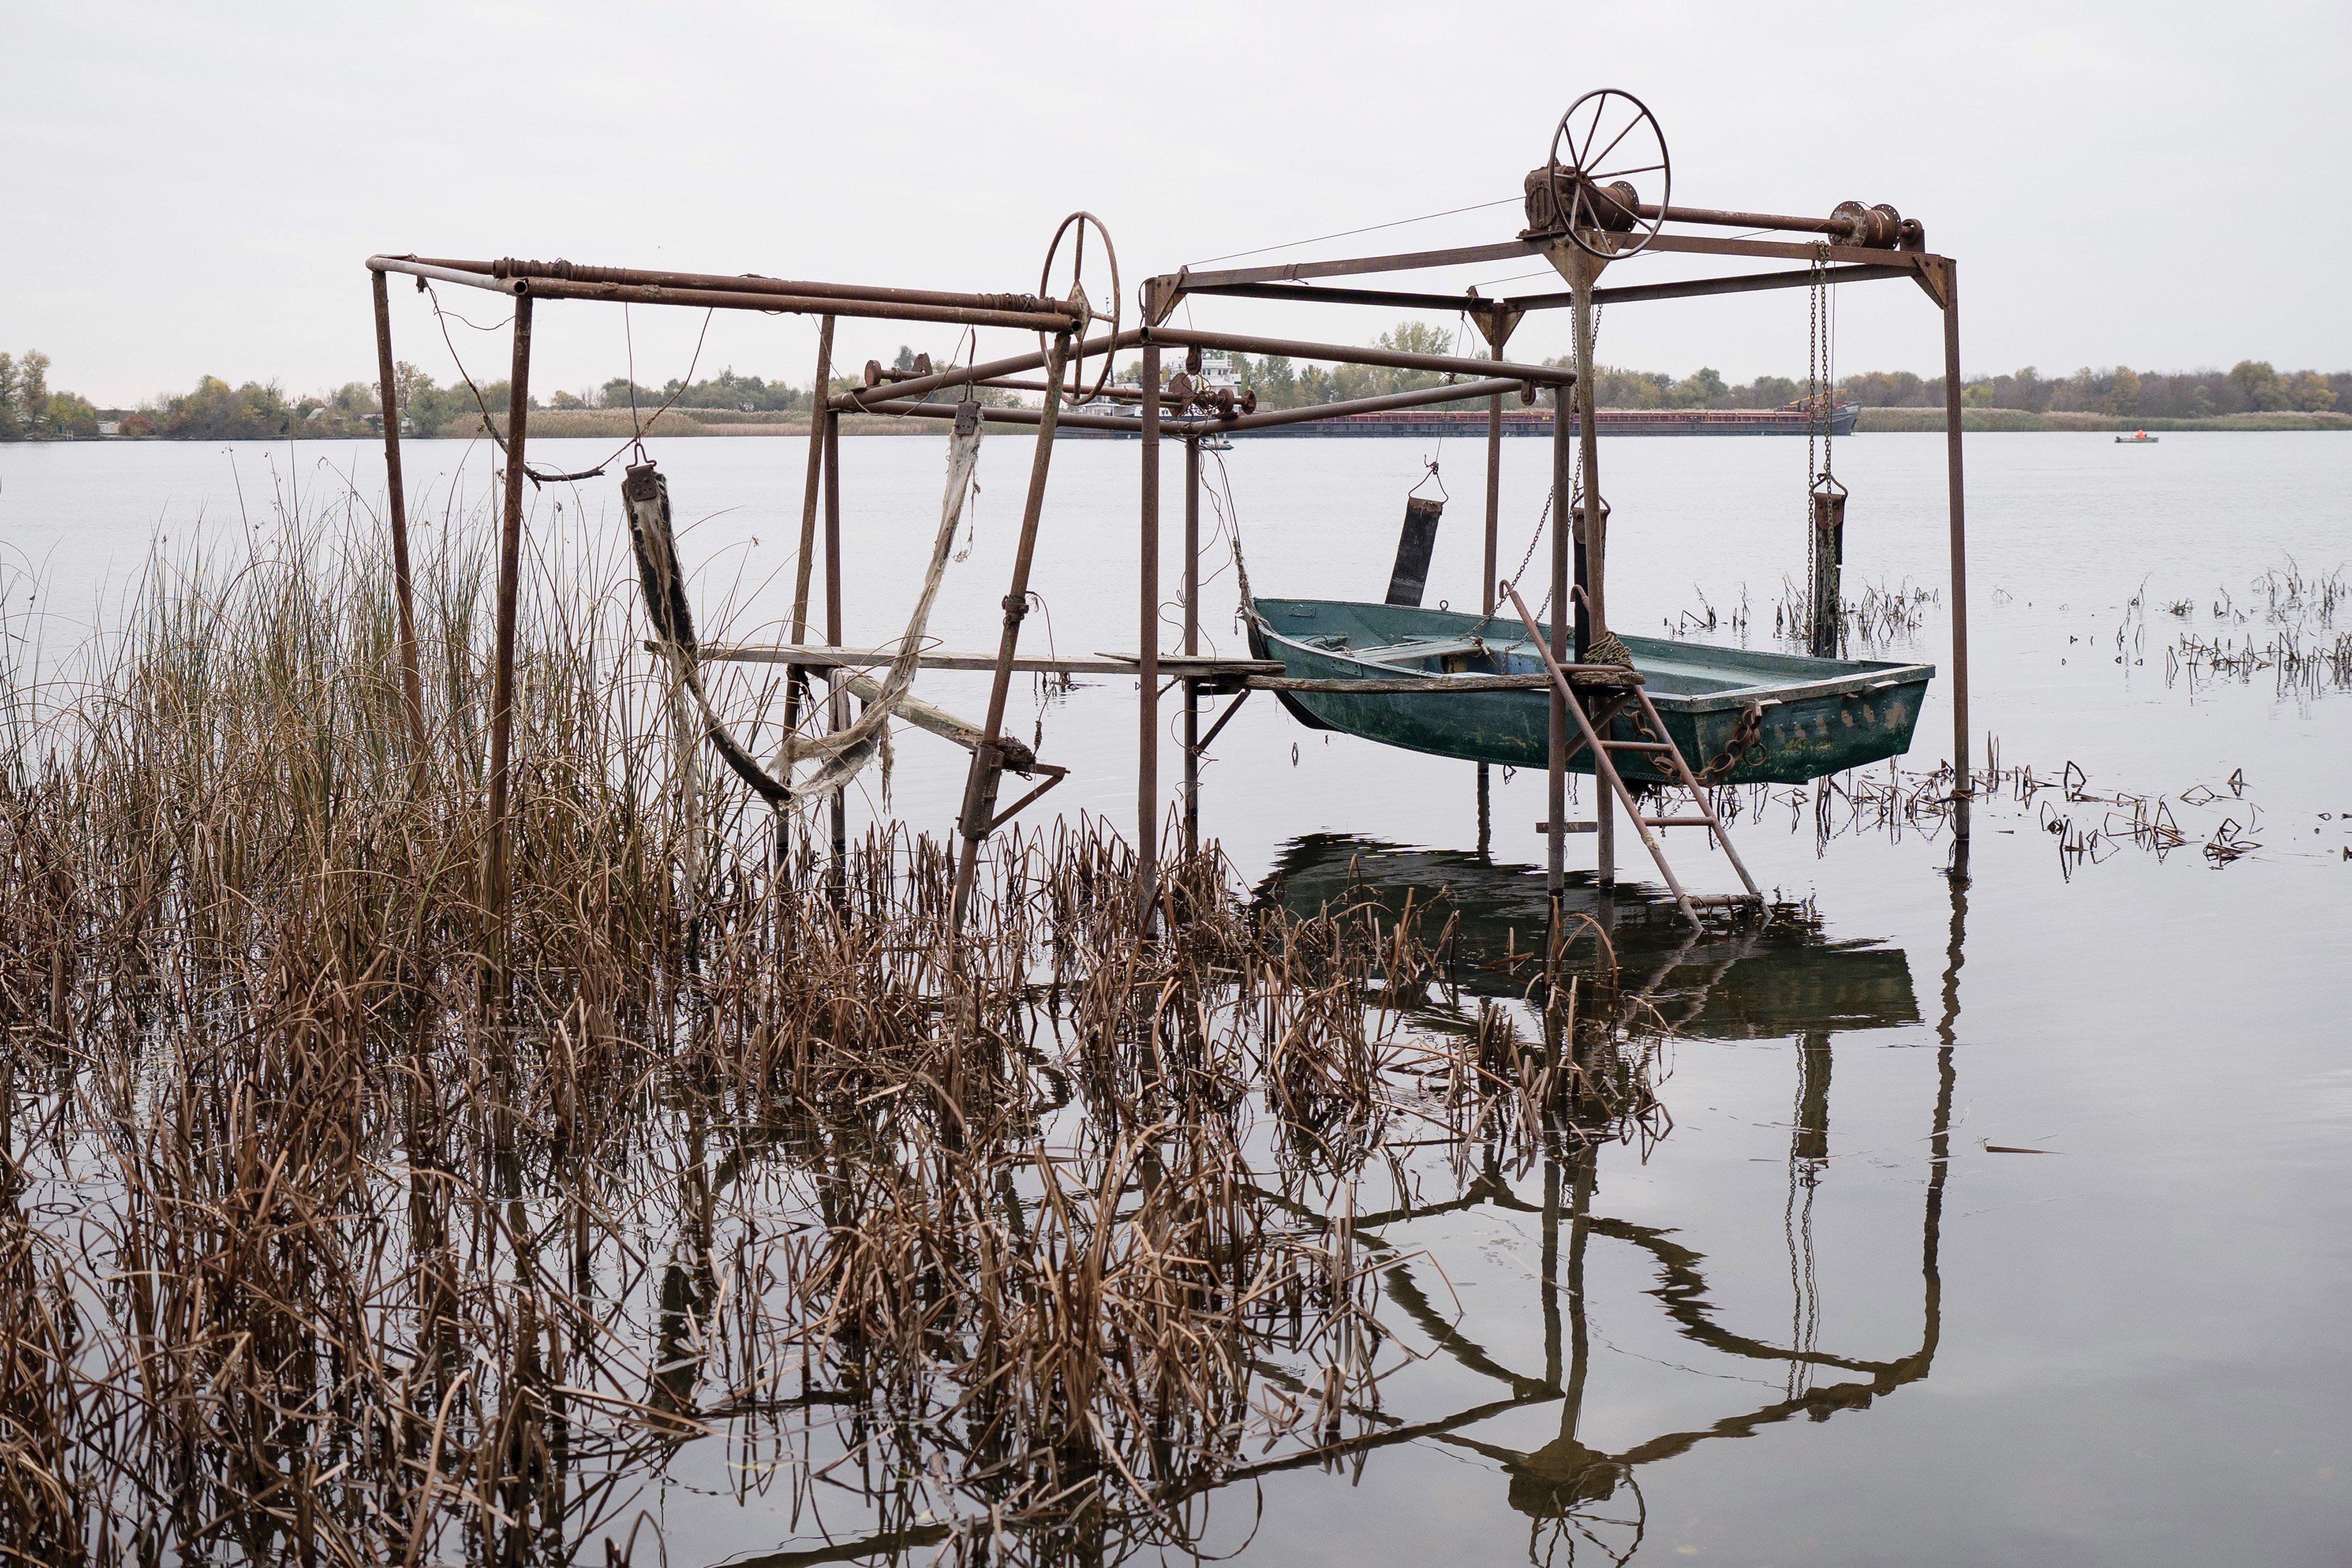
[770,404,986,801]
[620,405,987,812]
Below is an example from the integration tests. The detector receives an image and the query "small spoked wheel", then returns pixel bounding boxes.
[1038,211,1121,406]
[1547,90,1671,259]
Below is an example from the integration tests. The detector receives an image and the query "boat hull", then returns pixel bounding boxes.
[1249,599,1932,785]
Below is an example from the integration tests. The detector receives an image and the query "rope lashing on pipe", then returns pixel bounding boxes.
[620,462,793,809]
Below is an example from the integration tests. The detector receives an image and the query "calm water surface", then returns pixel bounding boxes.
[4,430,2347,1564]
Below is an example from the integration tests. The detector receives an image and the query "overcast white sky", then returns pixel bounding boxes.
[8,1,2348,407]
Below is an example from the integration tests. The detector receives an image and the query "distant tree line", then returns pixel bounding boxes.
[9,336,2343,440]
[0,351,102,438]
[1117,329,2347,420]
[1560,357,2343,417]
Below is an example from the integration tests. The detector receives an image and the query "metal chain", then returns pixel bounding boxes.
[1504,303,1602,621]
[1696,700,1767,783]
[1805,247,1829,631]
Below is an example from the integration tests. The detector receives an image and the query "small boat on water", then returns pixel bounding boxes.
[2115,430,2159,444]
[1247,597,1933,785]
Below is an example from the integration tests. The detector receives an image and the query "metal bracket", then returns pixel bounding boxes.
[1192,688,1252,754]
[986,762,1070,833]
[1910,255,1952,311]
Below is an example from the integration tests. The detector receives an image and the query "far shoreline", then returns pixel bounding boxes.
[12,405,2349,444]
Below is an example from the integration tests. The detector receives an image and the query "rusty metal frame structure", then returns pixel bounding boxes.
[365,188,1971,953]
[1129,204,1973,906]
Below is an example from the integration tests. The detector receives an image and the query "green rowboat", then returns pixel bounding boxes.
[1247,598,1933,786]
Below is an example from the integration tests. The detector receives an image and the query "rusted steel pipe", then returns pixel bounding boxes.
[831,330,1139,410]
[1479,316,1508,857]
[860,400,1181,434]
[1511,262,1918,313]
[484,293,533,961]
[824,407,848,878]
[1209,378,1532,431]
[868,375,1535,435]
[368,255,1076,329]
[1481,324,1510,618]
[1146,326,1574,386]
[1569,266,1612,889]
[1941,263,1971,839]
[1547,365,1570,901]
[513,276,1075,331]
[370,269,427,767]
[485,256,1082,319]
[952,338,1073,926]
[1186,280,1528,315]
[376,255,1087,321]
[784,318,835,749]
[1161,238,1539,294]
[1137,344,1162,919]
[1183,432,1201,857]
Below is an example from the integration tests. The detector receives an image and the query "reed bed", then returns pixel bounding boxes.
[0,508,1664,1565]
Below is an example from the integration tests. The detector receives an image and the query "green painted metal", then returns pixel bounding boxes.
[1247,598,1934,785]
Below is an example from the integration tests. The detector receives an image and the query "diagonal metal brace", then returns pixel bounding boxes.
[1193,688,1252,754]
[986,762,1070,834]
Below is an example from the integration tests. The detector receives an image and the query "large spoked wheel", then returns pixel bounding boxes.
[1547,90,1671,260]
[1038,211,1121,407]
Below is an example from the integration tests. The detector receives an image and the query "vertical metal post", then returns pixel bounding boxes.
[1182,432,1201,858]
[823,409,848,888]
[1541,1155,1562,1388]
[1547,380,1570,902]
[785,317,836,751]
[371,269,427,766]
[484,292,534,951]
[1137,345,1162,919]
[1570,273,1613,888]
[1939,263,1972,844]
[1483,329,1505,619]
[951,334,1073,925]
[1479,316,1505,860]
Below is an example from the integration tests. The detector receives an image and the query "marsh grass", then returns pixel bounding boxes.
[0,493,1666,1565]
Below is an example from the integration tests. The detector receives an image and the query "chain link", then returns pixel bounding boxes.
[1805,245,1831,632]
[1504,303,1602,622]
[1695,700,1767,783]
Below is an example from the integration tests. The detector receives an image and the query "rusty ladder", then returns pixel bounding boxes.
[1505,584,1762,929]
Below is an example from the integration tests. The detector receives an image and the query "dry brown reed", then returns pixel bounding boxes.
[0,503,1665,1565]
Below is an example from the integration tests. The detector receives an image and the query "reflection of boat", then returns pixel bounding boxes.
[2114,431,2159,444]
[1249,597,1933,785]
[1261,835,1919,1032]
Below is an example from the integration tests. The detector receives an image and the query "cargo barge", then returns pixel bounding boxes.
[1231,400,1860,438]
[1068,398,1860,438]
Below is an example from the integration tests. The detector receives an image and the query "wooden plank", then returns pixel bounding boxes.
[693,642,1282,678]
[833,670,1036,772]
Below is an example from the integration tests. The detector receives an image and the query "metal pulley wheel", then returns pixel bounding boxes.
[1037,211,1121,405]
[1546,90,1671,260]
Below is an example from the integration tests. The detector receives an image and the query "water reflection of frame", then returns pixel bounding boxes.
[720,845,1965,1566]
[1233,836,1959,1565]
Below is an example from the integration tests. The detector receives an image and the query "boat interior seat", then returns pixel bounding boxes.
[1346,634,1494,668]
